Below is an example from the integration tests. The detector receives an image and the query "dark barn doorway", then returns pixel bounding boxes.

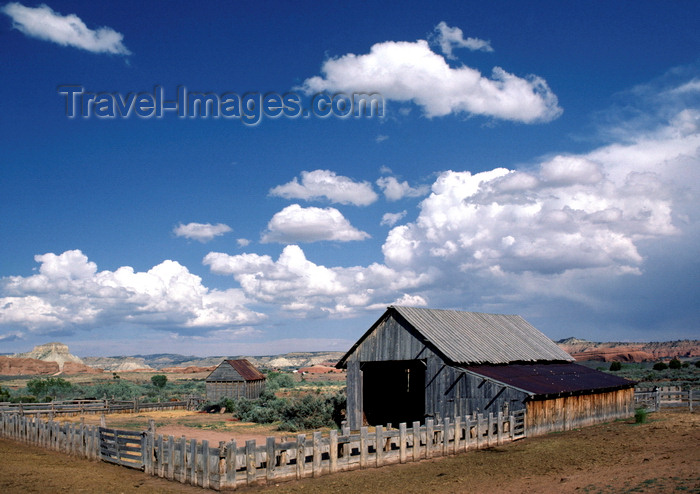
[361,360,425,426]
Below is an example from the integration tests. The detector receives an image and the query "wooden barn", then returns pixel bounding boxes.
[337,306,634,435]
[205,359,266,401]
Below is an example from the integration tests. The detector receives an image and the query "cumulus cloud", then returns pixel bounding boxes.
[173,222,232,242]
[431,21,493,58]
[2,3,131,55]
[382,113,698,277]
[204,245,430,316]
[300,30,561,122]
[269,170,378,206]
[376,176,429,201]
[0,250,264,332]
[381,211,407,227]
[261,204,370,243]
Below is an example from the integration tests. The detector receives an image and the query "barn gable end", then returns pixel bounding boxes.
[205,359,266,402]
[338,306,634,433]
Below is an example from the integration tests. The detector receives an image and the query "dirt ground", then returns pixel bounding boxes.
[1,410,698,493]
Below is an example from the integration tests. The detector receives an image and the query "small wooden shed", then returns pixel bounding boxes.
[337,306,634,435]
[205,359,266,402]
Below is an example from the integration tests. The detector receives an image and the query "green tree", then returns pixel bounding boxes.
[151,374,168,388]
[668,358,681,370]
[652,362,668,371]
[609,361,622,371]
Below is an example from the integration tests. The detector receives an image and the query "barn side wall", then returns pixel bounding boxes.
[205,379,266,402]
[526,387,635,436]
[345,315,529,429]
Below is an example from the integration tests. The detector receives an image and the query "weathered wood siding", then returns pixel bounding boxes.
[526,387,635,436]
[205,379,265,402]
[345,314,529,429]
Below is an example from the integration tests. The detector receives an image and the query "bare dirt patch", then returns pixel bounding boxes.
[1,411,698,493]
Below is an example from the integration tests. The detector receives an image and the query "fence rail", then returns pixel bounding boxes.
[1,409,526,490]
[0,398,198,417]
[634,387,697,412]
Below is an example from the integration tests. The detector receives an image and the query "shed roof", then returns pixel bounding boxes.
[464,362,634,397]
[338,306,574,367]
[206,359,265,382]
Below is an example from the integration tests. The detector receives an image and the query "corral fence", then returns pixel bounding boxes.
[0,397,202,417]
[634,386,698,412]
[0,409,526,490]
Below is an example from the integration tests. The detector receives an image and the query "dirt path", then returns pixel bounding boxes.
[1,411,698,493]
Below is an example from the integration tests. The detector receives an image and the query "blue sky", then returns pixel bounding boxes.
[1,1,699,357]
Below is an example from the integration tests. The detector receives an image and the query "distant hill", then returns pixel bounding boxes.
[556,338,700,362]
[5,337,697,377]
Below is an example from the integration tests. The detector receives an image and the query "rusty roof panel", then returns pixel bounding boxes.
[226,359,265,381]
[464,363,634,397]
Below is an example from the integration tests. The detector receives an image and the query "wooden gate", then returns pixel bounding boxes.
[99,427,145,470]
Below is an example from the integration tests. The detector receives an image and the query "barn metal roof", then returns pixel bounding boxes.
[337,306,574,367]
[206,359,265,382]
[391,306,574,365]
[464,363,634,397]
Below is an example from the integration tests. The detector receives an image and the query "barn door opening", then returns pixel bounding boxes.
[361,360,425,426]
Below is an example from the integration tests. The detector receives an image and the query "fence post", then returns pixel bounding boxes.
[426,419,434,458]
[218,441,227,489]
[399,423,407,463]
[266,436,276,481]
[412,421,421,461]
[180,436,187,483]
[329,429,338,473]
[225,440,237,488]
[690,389,694,413]
[189,437,197,485]
[202,439,210,489]
[296,434,306,479]
[312,431,322,477]
[442,417,450,456]
[375,426,384,467]
[167,435,175,480]
[359,427,368,468]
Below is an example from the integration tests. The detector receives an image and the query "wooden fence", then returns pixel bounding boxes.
[0,398,199,417]
[0,410,526,490]
[634,387,698,412]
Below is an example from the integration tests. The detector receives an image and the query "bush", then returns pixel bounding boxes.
[652,362,668,371]
[668,358,681,370]
[695,361,700,368]
[151,374,168,388]
[0,385,11,401]
[265,372,296,391]
[634,407,648,424]
[609,361,622,371]
[26,377,73,401]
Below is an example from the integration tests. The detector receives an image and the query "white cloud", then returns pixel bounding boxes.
[381,211,407,227]
[261,204,370,243]
[173,222,232,242]
[2,3,130,55]
[432,21,493,58]
[0,250,264,332]
[204,245,430,316]
[269,170,378,206]
[237,238,250,247]
[376,135,389,143]
[382,111,698,278]
[300,34,561,122]
[376,176,429,201]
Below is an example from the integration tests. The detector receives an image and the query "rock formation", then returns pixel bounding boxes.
[0,356,59,375]
[12,342,84,371]
[557,338,700,362]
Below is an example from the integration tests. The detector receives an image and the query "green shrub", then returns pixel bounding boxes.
[151,374,168,388]
[0,385,11,401]
[609,361,622,371]
[652,362,668,371]
[265,372,296,391]
[26,377,73,401]
[635,407,648,424]
[668,358,681,370]
[695,360,700,368]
